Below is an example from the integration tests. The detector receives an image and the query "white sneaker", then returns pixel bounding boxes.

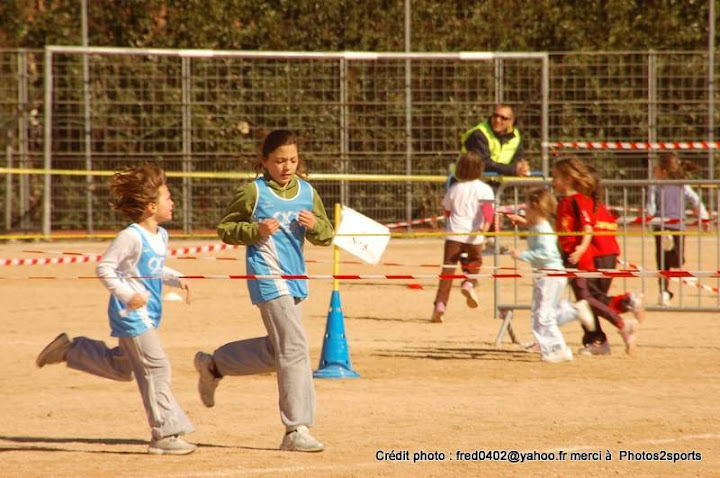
[194,352,221,408]
[573,300,595,332]
[148,435,197,455]
[460,281,479,308]
[661,290,673,306]
[280,426,325,452]
[619,318,639,354]
[627,292,646,322]
[542,348,573,363]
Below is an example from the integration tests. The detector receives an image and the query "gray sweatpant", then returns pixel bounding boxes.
[66,327,194,440]
[213,295,316,431]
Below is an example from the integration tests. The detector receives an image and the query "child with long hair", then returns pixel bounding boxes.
[647,153,709,305]
[431,151,494,323]
[36,165,196,455]
[509,187,595,363]
[586,165,645,324]
[552,157,639,355]
[194,129,334,452]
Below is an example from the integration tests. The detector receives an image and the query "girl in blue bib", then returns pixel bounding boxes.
[36,165,195,455]
[197,130,334,452]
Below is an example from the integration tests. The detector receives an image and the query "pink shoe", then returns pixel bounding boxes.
[431,302,445,323]
[627,292,645,323]
[460,281,479,308]
[619,318,639,354]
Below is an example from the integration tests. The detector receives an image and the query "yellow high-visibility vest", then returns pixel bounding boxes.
[460,121,521,165]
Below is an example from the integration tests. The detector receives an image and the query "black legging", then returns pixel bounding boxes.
[562,255,624,346]
[654,230,684,293]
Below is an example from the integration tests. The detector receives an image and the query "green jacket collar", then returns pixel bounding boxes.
[262,172,299,193]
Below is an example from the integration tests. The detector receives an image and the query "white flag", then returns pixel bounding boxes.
[333,206,390,265]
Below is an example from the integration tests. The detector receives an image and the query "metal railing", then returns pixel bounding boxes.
[494,179,720,317]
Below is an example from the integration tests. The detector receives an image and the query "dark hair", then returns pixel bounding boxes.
[657,152,698,179]
[109,165,166,222]
[254,129,307,176]
[527,187,556,220]
[552,156,596,196]
[455,151,485,181]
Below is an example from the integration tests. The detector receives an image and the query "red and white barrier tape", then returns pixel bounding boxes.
[616,216,712,226]
[384,205,520,229]
[547,141,720,151]
[1,243,240,266]
[4,270,720,281]
[617,259,719,295]
[384,215,445,229]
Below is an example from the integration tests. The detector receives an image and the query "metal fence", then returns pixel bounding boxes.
[494,179,720,320]
[1,47,719,234]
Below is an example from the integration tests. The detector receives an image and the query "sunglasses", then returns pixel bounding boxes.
[492,113,512,121]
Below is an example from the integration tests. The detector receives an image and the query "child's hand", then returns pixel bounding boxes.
[258,218,280,238]
[506,213,527,226]
[298,210,316,230]
[569,246,586,265]
[179,279,191,305]
[127,291,148,310]
[511,249,523,260]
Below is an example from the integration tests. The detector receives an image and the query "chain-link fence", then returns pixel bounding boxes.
[1,48,718,235]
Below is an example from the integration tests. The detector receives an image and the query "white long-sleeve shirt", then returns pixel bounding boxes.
[518,219,564,270]
[646,184,708,230]
[97,224,182,337]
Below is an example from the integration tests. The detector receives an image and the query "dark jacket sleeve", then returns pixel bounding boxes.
[464,130,518,176]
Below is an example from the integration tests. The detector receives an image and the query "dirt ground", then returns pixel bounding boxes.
[1,236,718,477]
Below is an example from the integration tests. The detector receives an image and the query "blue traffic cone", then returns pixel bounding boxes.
[313,290,360,378]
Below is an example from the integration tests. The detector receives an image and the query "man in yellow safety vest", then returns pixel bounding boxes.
[460,104,530,178]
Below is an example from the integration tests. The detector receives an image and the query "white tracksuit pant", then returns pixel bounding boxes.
[531,277,575,356]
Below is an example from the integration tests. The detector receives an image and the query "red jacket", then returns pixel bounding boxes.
[556,193,597,270]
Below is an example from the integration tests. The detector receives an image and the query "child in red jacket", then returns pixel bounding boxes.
[552,157,638,356]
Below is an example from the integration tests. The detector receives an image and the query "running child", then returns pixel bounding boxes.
[552,157,638,355]
[431,151,494,323]
[194,129,334,452]
[508,187,595,363]
[36,165,195,455]
[647,153,709,305]
[585,165,645,324]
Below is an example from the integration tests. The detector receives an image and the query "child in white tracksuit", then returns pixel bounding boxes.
[509,187,595,363]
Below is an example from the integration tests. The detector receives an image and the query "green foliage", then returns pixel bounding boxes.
[1,0,714,51]
[1,1,717,231]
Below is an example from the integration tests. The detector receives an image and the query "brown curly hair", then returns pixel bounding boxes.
[109,165,166,222]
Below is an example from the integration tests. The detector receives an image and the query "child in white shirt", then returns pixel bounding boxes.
[431,151,494,323]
